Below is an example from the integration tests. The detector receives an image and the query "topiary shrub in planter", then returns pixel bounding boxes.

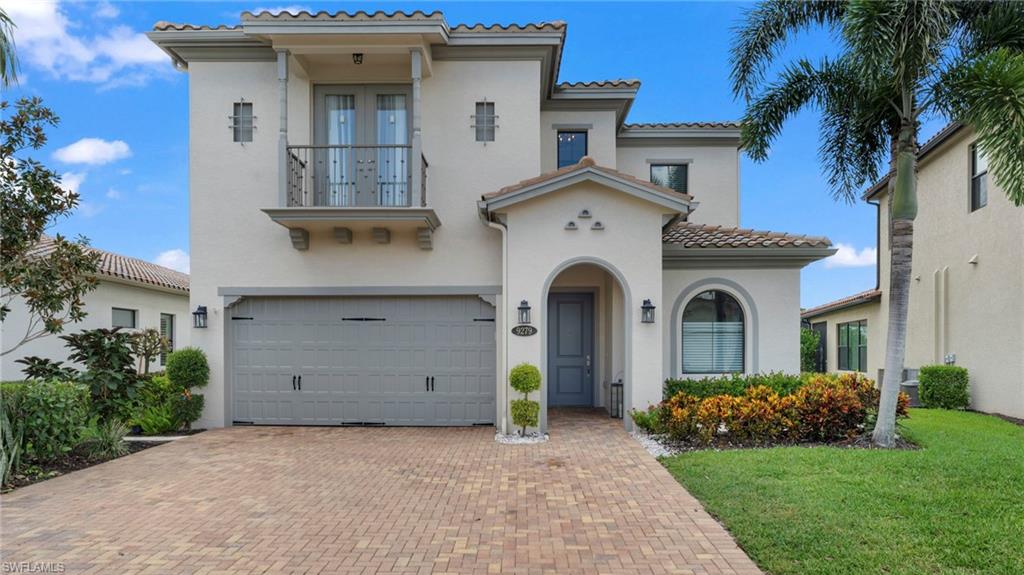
[509,363,541,436]
[919,365,970,409]
[166,348,210,430]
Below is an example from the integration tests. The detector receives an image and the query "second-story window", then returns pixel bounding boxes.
[970,143,988,211]
[473,101,497,142]
[650,163,689,195]
[557,130,587,168]
[232,101,254,143]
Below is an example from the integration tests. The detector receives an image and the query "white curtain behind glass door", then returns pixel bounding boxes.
[326,95,355,206]
[376,95,408,206]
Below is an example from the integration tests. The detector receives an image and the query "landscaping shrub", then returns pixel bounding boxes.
[0,384,25,485]
[664,372,803,399]
[4,380,90,461]
[509,363,541,436]
[630,405,663,434]
[919,365,970,409]
[166,348,210,389]
[130,328,169,375]
[78,417,129,460]
[136,402,177,436]
[14,356,79,381]
[800,328,821,373]
[646,372,910,445]
[62,328,140,420]
[172,391,205,431]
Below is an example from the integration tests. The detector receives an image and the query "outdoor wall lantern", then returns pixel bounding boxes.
[192,305,208,329]
[352,53,364,65]
[517,300,532,325]
[641,299,656,324]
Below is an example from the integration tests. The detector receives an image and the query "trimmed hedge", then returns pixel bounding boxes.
[919,365,970,409]
[1,380,90,461]
[166,348,210,390]
[665,372,804,400]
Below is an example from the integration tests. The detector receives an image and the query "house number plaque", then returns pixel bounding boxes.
[511,325,538,337]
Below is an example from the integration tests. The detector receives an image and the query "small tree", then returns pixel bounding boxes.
[61,328,139,420]
[166,348,210,431]
[800,328,821,373]
[1,98,101,357]
[509,363,541,436]
[130,328,168,375]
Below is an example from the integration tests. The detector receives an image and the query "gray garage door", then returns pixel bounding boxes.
[230,296,496,426]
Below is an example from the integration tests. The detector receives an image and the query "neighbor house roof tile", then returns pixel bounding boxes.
[30,236,189,293]
[556,80,641,90]
[662,223,832,248]
[801,289,882,319]
[623,121,741,130]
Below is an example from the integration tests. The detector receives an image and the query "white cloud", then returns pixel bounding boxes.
[3,1,169,86]
[105,188,121,200]
[60,171,86,194]
[824,243,877,269]
[96,1,119,19]
[54,138,131,165]
[78,202,103,218]
[154,249,190,274]
[250,5,311,16]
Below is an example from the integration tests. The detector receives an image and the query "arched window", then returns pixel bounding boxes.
[682,290,744,374]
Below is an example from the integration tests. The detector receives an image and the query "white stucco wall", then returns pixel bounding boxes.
[660,267,802,388]
[539,110,618,172]
[804,301,884,378]
[1,280,190,380]
[616,144,740,227]
[499,182,666,429]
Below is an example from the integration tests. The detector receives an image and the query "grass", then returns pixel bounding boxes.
[662,409,1024,575]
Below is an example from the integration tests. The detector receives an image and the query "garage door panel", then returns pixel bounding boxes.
[232,295,496,426]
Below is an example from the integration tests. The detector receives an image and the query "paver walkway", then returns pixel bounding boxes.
[1,409,759,574]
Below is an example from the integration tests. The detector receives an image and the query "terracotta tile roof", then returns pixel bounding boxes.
[482,156,692,203]
[154,11,564,33]
[863,122,964,200]
[556,80,640,90]
[623,122,741,130]
[801,289,882,319]
[30,236,189,293]
[662,223,832,249]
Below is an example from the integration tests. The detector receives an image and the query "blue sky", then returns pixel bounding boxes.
[4,1,948,308]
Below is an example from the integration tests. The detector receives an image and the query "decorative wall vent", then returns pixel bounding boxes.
[565,221,578,230]
[578,209,592,219]
[591,221,604,230]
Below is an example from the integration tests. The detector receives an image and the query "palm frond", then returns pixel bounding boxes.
[730,0,846,101]
[741,59,826,161]
[936,48,1024,205]
[957,0,1024,56]
[0,7,17,87]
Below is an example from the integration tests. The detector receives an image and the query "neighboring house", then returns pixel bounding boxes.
[1,238,191,380]
[148,10,835,432]
[803,123,1024,419]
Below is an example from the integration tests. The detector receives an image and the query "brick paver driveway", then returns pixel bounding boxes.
[2,409,758,574]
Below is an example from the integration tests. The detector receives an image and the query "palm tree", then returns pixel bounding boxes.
[732,0,1024,447]
[0,7,17,87]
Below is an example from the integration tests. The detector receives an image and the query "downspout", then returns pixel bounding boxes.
[485,216,510,435]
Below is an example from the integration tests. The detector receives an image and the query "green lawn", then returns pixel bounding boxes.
[663,409,1024,575]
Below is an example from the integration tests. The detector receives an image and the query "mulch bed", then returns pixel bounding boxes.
[2,441,164,493]
[640,432,918,456]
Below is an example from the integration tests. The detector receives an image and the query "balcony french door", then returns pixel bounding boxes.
[311,85,411,207]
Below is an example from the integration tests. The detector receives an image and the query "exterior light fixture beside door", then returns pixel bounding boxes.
[641,299,656,324]
[518,300,531,325]
[192,305,208,328]
[352,53,364,65]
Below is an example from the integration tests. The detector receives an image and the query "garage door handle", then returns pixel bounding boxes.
[425,376,429,391]
[297,375,302,391]
[431,376,435,392]
[292,375,296,391]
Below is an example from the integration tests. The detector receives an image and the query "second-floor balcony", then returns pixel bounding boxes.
[286,144,426,208]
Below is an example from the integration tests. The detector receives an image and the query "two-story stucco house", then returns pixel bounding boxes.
[148,10,835,432]
[803,123,1024,420]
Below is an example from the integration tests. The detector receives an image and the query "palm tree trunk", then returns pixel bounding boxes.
[873,120,917,447]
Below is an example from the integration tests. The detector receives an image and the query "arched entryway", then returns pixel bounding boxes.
[540,257,631,432]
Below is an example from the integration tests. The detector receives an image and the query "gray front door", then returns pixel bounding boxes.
[547,292,595,407]
[231,296,496,426]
